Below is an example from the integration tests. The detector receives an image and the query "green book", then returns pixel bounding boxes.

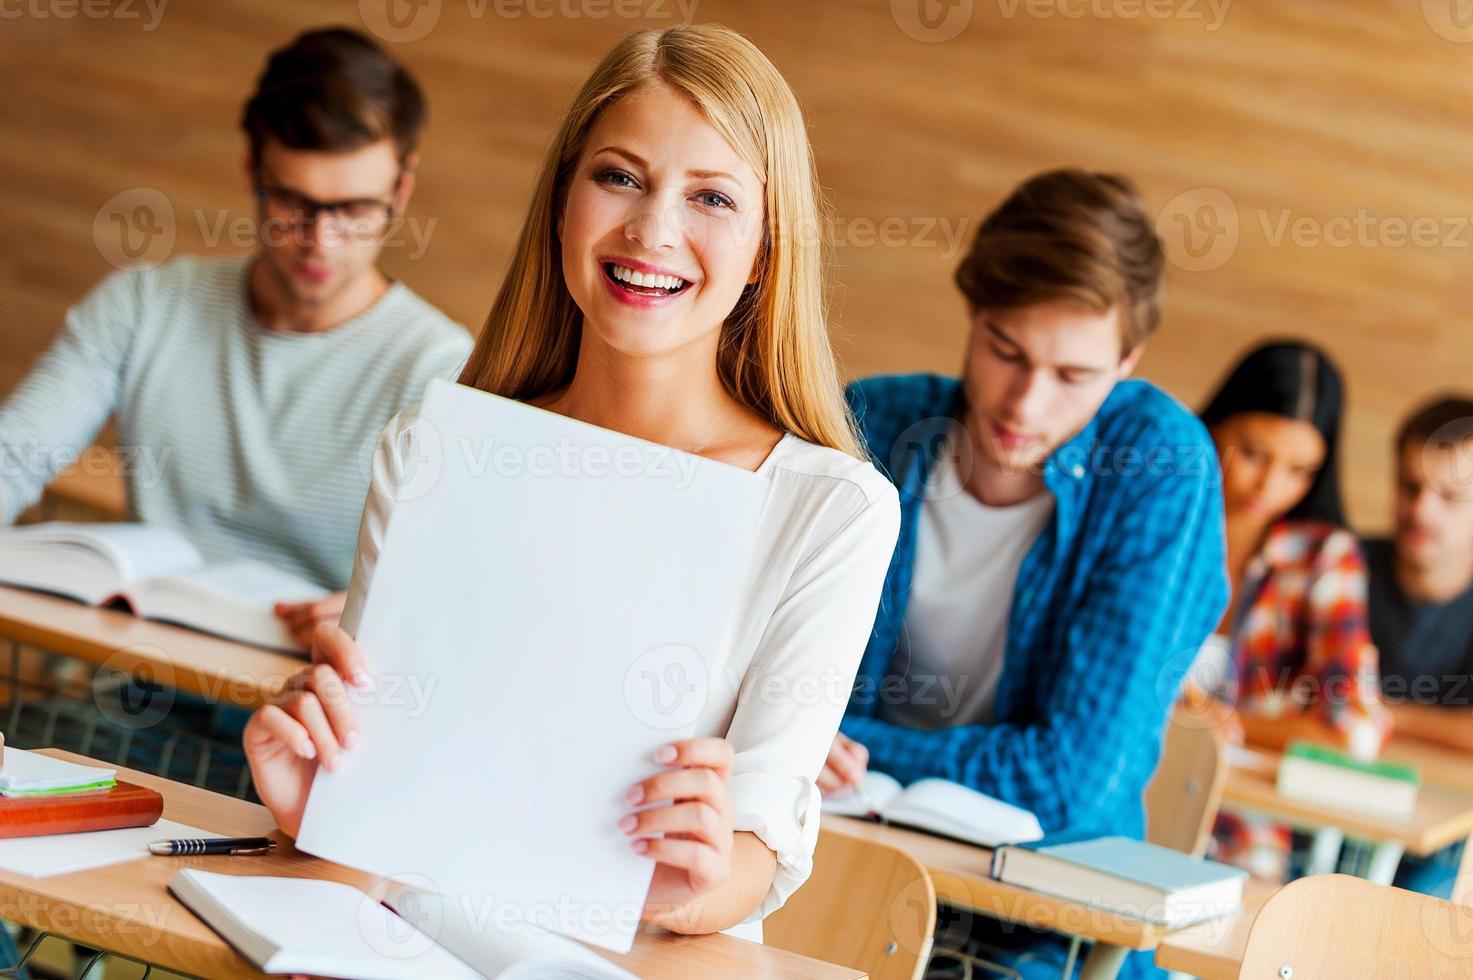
[1277,740,1420,821]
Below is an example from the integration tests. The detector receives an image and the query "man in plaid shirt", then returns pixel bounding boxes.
[820,170,1229,979]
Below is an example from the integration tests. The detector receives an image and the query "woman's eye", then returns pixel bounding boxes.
[595,169,638,189]
[694,190,735,210]
[990,345,1022,363]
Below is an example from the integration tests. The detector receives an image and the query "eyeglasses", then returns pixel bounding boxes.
[252,170,401,246]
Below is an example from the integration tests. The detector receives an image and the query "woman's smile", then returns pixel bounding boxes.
[598,254,697,308]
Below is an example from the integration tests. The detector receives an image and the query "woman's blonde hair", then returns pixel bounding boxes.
[456,24,862,458]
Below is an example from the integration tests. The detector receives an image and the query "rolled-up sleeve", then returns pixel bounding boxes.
[338,408,420,637]
[726,485,900,920]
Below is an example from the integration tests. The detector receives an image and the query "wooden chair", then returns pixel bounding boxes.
[764,826,936,980]
[1237,873,1473,977]
[1145,704,1229,857]
[1453,831,1473,906]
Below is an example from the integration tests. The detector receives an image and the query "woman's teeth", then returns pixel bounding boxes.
[608,264,688,293]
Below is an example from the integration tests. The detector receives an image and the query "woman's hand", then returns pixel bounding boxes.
[625,737,737,926]
[275,592,348,650]
[243,624,371,838]
[817,731,869,796]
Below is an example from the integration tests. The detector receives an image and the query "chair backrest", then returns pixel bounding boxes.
[764,826,936,980]
[1454,831,1473,906]
[1237,873,1473,978]
[1145,706,1229,857]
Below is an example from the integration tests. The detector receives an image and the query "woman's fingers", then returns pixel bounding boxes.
[621,800,726,846]
[631,836,723,883]
[302,664,359,751]
[279,689,348,773]
[309,624,372,689]
[627,765,726,811]
[246,704,316,761]
[816,764,846,796]
[652,737,733,780]
[270,661,362,769]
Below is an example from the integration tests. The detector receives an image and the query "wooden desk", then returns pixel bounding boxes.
[1382,735,1473,796]
[1153,878,1279,980]
[824,816,1226,980]
[0,586,299,708]
[1223,747,1473,884]
[0,750,864,980]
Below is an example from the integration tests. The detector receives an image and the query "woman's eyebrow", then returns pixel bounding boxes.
[686,168,739,182]
[592,145,645,167]
[590,146,740,184]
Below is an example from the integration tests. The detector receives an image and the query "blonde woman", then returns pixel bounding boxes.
[242,26,900,938]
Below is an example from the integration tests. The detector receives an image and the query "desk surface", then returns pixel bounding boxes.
[825,816,1186,951]
[0,586,298,708]
[0,750,863,980]
[1381,735,1473,795]
[1223,747,1473,854]
[1152,878,1278,980]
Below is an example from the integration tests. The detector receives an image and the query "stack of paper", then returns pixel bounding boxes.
[0,749,116,797]
[296,380,771,955]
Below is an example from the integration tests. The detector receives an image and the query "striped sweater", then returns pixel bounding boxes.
[0,255,472,590]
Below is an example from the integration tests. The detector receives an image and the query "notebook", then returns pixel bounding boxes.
[171,870,639,979]
[823,773,1044,848]
[172,870,476,978]
[1275,740,1421,821]
[990,836,1246,927]
[0,748,165,840]
[0,522,326,652]
[0,748,115,796]
[296,379,771,955]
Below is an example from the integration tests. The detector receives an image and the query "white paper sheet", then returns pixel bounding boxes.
[0,818,222,877]
[296,379,769,954]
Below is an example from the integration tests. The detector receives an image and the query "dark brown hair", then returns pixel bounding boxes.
[954,169,1166,356]
[1396,394,1473,455]
[240,27,427,168]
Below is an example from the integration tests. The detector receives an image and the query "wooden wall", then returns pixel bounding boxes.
[6,0,1473,530]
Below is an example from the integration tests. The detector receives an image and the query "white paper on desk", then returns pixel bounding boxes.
[296,379,770,955]
[0,818,223,877]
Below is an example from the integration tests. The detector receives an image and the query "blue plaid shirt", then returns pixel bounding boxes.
[841,373,1229,840]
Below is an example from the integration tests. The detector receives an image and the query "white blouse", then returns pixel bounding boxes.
[339,408,900,934]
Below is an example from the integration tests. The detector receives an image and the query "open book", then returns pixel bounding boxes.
[824,772,1044,848]
[0,522,325,652]
[170,869,638,979]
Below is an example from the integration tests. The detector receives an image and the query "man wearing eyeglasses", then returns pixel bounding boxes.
[0,28,471,646]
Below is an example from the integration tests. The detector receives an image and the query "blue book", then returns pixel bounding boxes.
[990,836,1246,927]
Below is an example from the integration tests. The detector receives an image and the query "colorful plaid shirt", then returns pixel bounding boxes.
[1210,521,1391,882]
[1226,519,1390,742]
[839,373,1230,840]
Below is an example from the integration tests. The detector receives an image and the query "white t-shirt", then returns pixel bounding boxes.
[340,408,900,935]
[880,422,1054,730]
[0,256,471,590]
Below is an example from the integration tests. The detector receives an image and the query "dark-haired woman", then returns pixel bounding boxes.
[1194,341,1389,879]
